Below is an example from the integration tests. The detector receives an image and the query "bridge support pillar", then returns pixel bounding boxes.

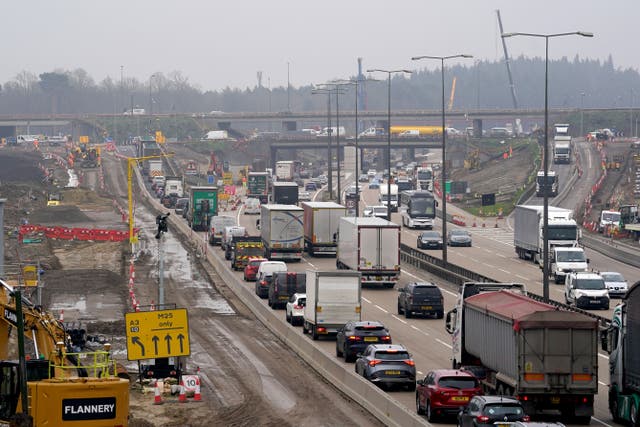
[270,145,277,172]
[407,148,415,162]
[282,121,297,131]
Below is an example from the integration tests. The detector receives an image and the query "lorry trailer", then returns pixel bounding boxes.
[301,201,346,256]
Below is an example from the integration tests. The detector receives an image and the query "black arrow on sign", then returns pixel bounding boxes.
[151,336,159,355]
[177,334,185,353]
[165,334,172,354]
[132,337,145,356]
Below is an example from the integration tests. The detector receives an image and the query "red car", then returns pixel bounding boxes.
[243,258,268,281]
[416,369,482,422]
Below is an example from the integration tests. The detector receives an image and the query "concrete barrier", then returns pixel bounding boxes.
[134,168,430,427]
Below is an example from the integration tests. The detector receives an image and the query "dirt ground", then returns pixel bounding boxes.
[0,145,381,427]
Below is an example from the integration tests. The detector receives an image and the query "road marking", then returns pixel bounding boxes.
[495,253,507,258]
[417,371,423,375]
[403,270,457,297]
[362,297,371,304]
[482,248,493,254]
[468,258,479,263]
[436,338,452,349]
[499,268,510,274]
[598,381,608,386]
[391,315,407,324]
[591,416,614,427]
[410,325,420,331]
[598,353,609,360]
[515,274,528,280]
[375,304,388,313]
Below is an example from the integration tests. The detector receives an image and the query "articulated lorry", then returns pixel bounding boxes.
[604,280,640,424]
[446,282,598,422]
[271,181,299,205]
[164,176,184,198]
[535,170,559,197]
[301,201,346,256]
[336,217,400,288]
[187,186,218,231]
[260,204,304,261]
[303,270,361,340]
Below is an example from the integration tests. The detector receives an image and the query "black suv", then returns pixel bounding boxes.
[335,320,391,363]
[458,396,528,427]
[397,282,444,318]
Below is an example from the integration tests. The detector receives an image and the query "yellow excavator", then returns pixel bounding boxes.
[0,279,129,426]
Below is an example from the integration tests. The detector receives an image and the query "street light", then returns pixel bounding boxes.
[149,73,157,115]
[366,69,413,220]
[312,88,337,201]
[502,30,593,301]
[580,91,586,137]
[411,54,472,264]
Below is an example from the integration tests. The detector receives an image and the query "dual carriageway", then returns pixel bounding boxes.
[143,137,635,426]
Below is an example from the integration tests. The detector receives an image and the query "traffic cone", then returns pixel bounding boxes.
[153,381,163,405]
[178,380,187,403]
[193,377,202,402]
[150,300,155,311]
[59,310,64,322]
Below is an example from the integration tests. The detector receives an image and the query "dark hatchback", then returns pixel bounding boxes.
[458,396,529,427]
[354,344,416,391]
[397,282,444,318]
[336,321,391,363]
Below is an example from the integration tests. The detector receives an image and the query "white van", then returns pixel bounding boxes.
[399,130,420,138]
[244,198,261,215]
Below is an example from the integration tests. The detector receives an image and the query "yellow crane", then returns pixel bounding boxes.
[126,153,174,244]
[448,76,457,111]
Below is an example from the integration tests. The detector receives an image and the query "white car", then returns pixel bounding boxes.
[244,198,261,215]
[367,169,377,178]
[318,175,328,185]
[286,293,306,326]
[298,191,312,201]
[599,271,629,298]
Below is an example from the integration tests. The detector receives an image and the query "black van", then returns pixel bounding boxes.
[268,272,306,309]
[397,282,444,318]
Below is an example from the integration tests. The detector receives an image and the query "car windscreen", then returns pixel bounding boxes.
[556,251,586,262]
[601,273,624,282]
[483,404,523,416]
[355,325,385,331]
[575,279,605,290]
[375,351,409,360]
[438,377,478,389]
[412,287,440,296]
[421,232,439,239]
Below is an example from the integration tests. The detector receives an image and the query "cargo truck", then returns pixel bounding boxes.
[271,182,299,205]
[553,138,571,164]
[336,217,400,288]
[379,183,399,212]
[248,171,269,203]
[148,159,163,180]
[513,205,580,265]
[164,176,184,198]
[275,160,297,181]
[445,282,598,422]
[260,204,304,261]
[303,270,361,340]
[603,280,640,424]
[268,271,306,309]
[230,236,263,270]
[187,186,218,231]
[535,170,559,197]
[301,201,346,256]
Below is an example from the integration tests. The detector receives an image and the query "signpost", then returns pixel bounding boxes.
[125,308,190,360]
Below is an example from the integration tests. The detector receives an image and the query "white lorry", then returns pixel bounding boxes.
[148,159,163,180]
[301,202,346,257]
[275,161,296,181]
[513,205,580,265]
[302,270,361,340]
[164,176,184,198]
[379,183,398,212]
[260,204,304,261]
[203,130,229,140]
[553,138,571,164]
[336,217,400,288]
[551,246,589,284]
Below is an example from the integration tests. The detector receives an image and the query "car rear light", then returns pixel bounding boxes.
[523,415,531,422]
[369,359,383,367]
[476,415,490,423]
[293,305,303,310]
[348,335,362,341]
[380,336,391,342]
[317,327,326,333]
[404,360,415,366]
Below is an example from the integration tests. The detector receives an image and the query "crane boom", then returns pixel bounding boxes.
[496,9,519,109]
[448,76,457,111]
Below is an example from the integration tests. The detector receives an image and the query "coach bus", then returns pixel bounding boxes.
[399,190,437,229]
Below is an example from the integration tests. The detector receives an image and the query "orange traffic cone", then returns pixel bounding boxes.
[153,382,163,405]
[178,380,187,403]
[193,377,202,401]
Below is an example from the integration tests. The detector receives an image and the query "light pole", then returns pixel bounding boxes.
[630,88,634,138]
[502,30,593,301]
[149,73,157,115]
[366,69,413,220]
[411,54,472,264]
[312,88,334,200]
[580,91,586,137]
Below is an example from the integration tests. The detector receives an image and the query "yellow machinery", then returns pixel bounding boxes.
[448,76,457,111]
[0,280,129,426]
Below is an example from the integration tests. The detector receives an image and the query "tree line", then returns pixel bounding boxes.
[0,55,638,116]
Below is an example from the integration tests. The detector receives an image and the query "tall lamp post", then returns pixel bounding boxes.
[149,73,157,115]
[502,31,593,301]
[312,88,336,201]
[366,69,413,220]
[411,54,472,264]
[580,91,586,137]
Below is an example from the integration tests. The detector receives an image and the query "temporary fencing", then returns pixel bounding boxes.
[18,224,137,243]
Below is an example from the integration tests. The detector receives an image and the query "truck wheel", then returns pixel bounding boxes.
[573,416,591,425]
[631,401,639,427]
[312,326,319,340]
[397,303,403,315]
[609,389,622,423]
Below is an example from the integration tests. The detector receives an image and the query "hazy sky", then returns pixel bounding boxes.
[3,1,636,91]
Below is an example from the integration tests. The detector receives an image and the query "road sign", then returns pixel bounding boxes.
[222,172,233,185]
[125,308,190,361]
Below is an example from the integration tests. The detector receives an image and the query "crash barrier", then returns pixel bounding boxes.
[581,234,640,269]
[132,166,431,427]
[18,224,137,243]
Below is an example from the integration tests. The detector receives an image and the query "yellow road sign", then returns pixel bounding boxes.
[125,308,190,360]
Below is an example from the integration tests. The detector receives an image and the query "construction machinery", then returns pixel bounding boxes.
[0,279,129,426]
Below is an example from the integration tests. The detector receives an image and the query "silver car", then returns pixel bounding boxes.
[447,229,472,247]
[599,271,628,298]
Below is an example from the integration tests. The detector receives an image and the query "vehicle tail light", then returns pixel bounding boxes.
[293,305,303,310]
[524,373,544,381]
[369,359,383,367]
[523,415,531,422]
[380,336,391,342]
[521,395,529,401]
[317,327,326,333]
[348,336,361,341]
[404,360,415,366]
[572,374,592,382]
[476,415,490,423]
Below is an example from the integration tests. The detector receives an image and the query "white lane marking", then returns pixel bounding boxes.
[436,338,453,349]
[499,268,510,274]
[482,248,493,254]
[598,381,607,386]
[496,253,507,258]
[410,325,420,331]
[417,371,424,375]
[515,274,528,280]
[598,353,609,360]
[362,297,371,304]
[468,258,479,263]
[375,304,388,313]
[591,416,614,427]
[392,315,407,324]
[302,258,316,269]
[403,270,457,297]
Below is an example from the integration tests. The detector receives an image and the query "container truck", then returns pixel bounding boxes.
[535,170,559,197]
[275,160,297,181]
[164,176,184,198]
[301,201,346,256]
[603,280,640,424]
[336,217,400,288]
[513,205,580,265]
[187,186,218,231]
[248,171,269,203]
[271,182,299,205]
[148,159,163,180]
[445,282,598,422]
[303,270,361,340]
[553,138,571,164]
[260,204,304,261]
[379,183,398,212]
